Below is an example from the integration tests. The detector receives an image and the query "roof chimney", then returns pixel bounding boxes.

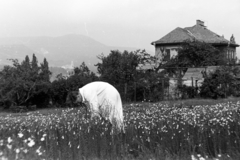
[196,20,205,27]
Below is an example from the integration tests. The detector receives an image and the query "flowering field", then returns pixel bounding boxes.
[1,101,240,160]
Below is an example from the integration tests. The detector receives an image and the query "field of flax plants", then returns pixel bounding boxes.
[0,101,240,160]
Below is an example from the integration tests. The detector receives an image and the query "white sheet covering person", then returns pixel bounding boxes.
[77,81,124,132]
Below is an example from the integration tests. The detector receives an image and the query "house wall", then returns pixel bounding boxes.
[155,44,180,62]
[182,79,204,87]
[168,78,179,99]
[212,45,236,60]
[155,44,237,62]
[226,47,236,60]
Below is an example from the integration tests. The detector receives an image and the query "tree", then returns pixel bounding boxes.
[96,50,141,101]
[32,57,52,108]
[0,55,52,108]
[31,53,39,81]
[0,58,36,107]
[51,62,98,107]
[163,40,227,74]
[31,54,38,70]
[21,55,31,71]
[96,50,145,85]
[200,66,240,99]
[178,40,226,67]
[96,50,166,102]
[40,58,51,82]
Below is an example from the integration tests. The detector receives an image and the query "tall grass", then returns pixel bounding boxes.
[0,101,240,159]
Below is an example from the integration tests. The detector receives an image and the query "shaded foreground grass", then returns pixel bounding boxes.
[0,98,240,159]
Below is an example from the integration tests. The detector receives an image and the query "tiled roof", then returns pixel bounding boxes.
[152,23,239,46]
[184,25,229,44]
[151,27,194,45]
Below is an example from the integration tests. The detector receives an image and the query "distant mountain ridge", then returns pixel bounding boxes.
[0,34,152,73]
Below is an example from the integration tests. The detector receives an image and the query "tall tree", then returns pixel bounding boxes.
[96,50,165,102]
[31,53,39,81]
[31,54,38,70]
[21,55,31,80]
[21,55,31,69]
[96,50,140,85]
[40,58,51,82]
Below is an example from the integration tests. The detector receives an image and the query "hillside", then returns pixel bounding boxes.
[0,34,151,73]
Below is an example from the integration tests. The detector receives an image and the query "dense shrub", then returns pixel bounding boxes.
[50,62,99,107]
[200,66,240,99]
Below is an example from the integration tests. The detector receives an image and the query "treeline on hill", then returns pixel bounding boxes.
[0,40,240,110]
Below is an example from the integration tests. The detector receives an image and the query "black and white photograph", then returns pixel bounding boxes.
[0,0,240,159]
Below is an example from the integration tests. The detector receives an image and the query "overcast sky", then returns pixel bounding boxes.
[0,0,239,55]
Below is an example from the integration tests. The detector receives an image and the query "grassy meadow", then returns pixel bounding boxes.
[0,98,240,160]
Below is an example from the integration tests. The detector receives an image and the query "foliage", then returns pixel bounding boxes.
[40,58,51,82]
[200,66,240,99]
[160,40,240,100]
[0,102,240,159]
[96,50,166,102]
[178,85,197,99]
[136,70,168,101]
[96,50,140,85]
[51,62,99,107]
[163,40,227,74]
[0,54,52,108]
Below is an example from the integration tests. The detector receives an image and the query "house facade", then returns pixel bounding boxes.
[151,20,239,63]
[151,20,239,99]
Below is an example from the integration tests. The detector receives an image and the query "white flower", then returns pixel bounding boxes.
[7,144,12,149]
[28,139,35,147]
[0,140,3,146]
[7,137,12,143]
[16,148,20,153]
[18,133,24,138]
[36,146,42,155]
[191,155,197,160]
[41,137,45,141]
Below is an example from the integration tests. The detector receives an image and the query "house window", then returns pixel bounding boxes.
[165,49,170,61]
[227,50,235,60]
[232,51,234,59]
